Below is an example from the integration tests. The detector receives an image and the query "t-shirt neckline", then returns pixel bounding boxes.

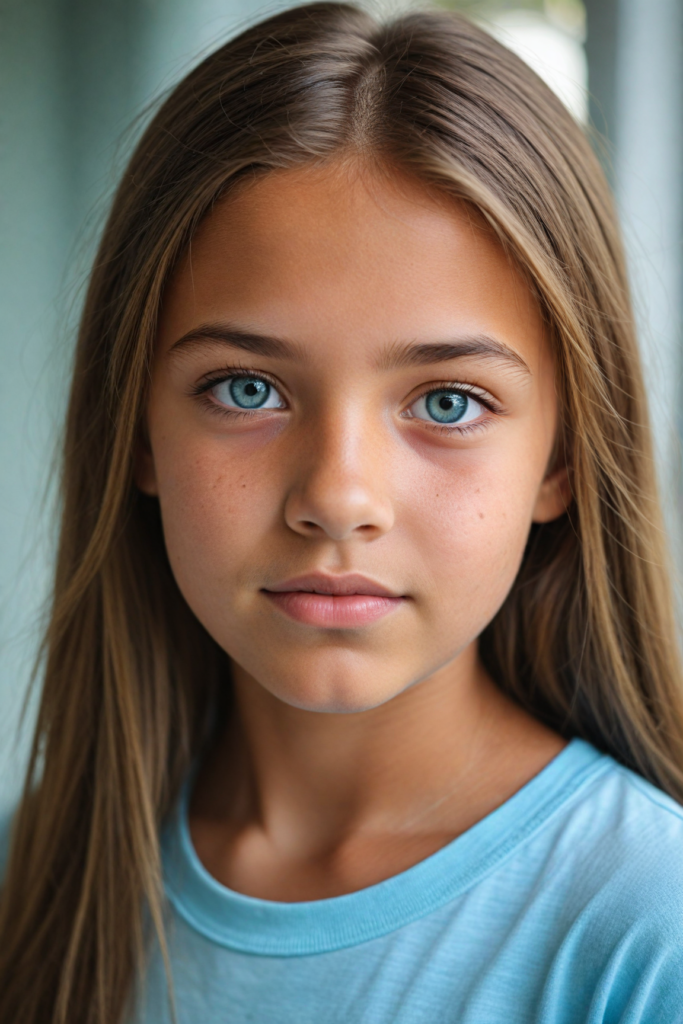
[162,737,608,956]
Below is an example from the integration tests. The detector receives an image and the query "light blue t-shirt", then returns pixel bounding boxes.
[129,739,683,1023]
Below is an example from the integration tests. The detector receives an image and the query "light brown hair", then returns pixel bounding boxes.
[1,4,682,1022]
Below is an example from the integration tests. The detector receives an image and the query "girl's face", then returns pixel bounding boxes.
[139,163,566,713]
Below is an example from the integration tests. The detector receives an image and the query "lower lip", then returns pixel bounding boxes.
[263,591,404,628]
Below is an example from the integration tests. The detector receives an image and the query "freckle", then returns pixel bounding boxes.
[478,512,484,519]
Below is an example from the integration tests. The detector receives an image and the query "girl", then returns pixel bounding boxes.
[2,4,683,1022]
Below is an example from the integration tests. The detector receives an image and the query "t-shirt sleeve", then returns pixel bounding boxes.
[611,940,683,1024]
[538,856,683,1024]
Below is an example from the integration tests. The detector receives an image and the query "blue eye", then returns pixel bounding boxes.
[410,389,484,425]
[230,377,269,408]
[211,376,284,411]
[425,391,467,423]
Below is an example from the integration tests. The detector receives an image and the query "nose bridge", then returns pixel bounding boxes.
[284,400,394,541]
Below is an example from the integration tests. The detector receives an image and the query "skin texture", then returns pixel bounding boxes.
[137,161,569,900]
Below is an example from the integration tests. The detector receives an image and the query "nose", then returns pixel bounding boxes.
[283,414,395,542]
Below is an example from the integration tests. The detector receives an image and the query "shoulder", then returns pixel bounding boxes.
[544,751,683,926]
[570,755,683,900]
[512,742,683,908]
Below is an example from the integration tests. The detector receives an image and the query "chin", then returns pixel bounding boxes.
[259,662,406,715]
[227,635,418,715]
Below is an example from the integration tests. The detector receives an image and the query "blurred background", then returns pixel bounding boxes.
[1,0,681,813]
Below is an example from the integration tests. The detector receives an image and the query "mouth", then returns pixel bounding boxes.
[261,573,406,628]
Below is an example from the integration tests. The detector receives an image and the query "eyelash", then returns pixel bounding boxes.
[189,367,502,433]
[405,381,500,436]
[189,367,283,420]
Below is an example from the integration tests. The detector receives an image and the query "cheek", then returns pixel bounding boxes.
[401,447,540,620]
[152,432,281,600]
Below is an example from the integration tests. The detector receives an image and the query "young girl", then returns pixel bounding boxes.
[2,4,683,1022]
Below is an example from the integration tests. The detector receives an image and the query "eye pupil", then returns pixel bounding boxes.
[229,376,270,409]
[425,390,467,424]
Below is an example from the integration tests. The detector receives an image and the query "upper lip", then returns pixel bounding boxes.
[263,573,402,598]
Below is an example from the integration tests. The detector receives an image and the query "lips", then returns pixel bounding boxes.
[262,573,405,628]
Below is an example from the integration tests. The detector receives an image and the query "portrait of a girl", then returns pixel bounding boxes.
[1,4,683,1022]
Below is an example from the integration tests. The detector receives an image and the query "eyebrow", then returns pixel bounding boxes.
[377,337,530,374]
[169,322,530,375]
[169,323,306,360]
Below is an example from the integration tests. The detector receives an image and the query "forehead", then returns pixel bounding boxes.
[158,161,548,370]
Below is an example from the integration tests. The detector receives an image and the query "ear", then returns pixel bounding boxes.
[532,465,571,524]
[133,430,159,496]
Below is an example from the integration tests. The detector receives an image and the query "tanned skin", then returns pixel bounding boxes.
[136,161,569,902]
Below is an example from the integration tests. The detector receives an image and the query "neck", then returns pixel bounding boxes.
[189,645,565,899]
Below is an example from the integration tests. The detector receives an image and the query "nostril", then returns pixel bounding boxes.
[284,491,394,541]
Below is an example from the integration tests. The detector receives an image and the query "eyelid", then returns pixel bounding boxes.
[189,366,287,400]
[188,370,502,427]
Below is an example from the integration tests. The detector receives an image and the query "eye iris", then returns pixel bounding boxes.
[425,390,467,423]
[229,377,270,409]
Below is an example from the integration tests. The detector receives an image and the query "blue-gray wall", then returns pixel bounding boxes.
[1,0,681,814]
[1,0,70,808]
[0,0,293,812]
[586,0,683,550]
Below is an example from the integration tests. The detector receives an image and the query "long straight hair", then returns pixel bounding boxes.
[1,4,682,1022]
